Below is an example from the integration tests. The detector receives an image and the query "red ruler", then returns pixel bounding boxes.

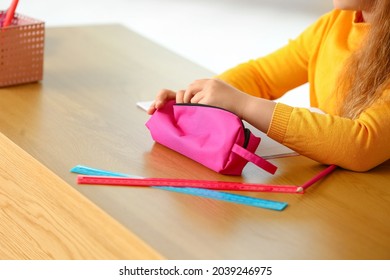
[77,175,303,194]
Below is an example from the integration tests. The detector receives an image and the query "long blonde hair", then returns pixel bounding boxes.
[338,0,390,119]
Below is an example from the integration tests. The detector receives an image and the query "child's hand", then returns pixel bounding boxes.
[147,89,179,115]
[149,79,275,133]
[181,78,249,118]
[147,79,248,118]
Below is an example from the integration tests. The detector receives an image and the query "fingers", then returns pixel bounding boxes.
[183,79,207,103]
[147,101,158,115]
[155,89,176,108]
[147,79,212,115]
[176,90,185,104]
[189,91,204,104]
[147,89,176,115]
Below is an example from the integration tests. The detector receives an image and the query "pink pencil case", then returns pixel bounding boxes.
[146,101,277,176]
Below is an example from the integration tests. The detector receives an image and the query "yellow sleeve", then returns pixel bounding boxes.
[216,12,333,99]
[267,94,390,171]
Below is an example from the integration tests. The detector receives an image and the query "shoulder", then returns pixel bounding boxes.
[293,9,355,52]
[309,9,354,33]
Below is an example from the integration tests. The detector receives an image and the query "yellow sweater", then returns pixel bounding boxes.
[217,9,390,172]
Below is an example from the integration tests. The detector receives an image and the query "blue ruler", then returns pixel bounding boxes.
[71,165,133,178]
[70,165,288,211]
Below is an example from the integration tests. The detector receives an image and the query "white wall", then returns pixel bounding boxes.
[16,0,333,107]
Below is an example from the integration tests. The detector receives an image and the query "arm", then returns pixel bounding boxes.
[149,79,390,171]
[269,95,390,171]
[186,80,390,171]
[216,43,309,100]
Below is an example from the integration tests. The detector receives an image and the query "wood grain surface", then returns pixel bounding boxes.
[0,133,163,259]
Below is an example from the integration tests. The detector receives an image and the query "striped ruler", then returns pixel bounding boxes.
[77,175,301,194]
[70,165,288,211]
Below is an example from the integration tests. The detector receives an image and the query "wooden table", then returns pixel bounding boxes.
[0,133,162,259]
[0,24,389,259]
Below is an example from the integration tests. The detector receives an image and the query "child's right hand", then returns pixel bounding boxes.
[147,89,182,115]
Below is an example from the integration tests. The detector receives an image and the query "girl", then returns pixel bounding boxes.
[148,0,390,172]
